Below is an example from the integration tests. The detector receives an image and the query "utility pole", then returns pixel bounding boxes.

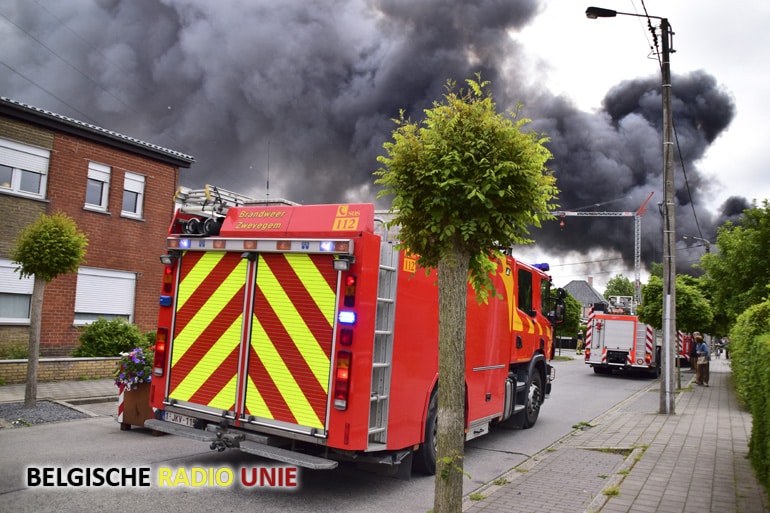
[660,17,676,414]
[585,7,676,414]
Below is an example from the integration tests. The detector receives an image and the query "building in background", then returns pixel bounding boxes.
[563,278,607,321]
[0,97,194,356]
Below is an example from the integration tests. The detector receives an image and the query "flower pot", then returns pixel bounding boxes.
[118,382,154,430]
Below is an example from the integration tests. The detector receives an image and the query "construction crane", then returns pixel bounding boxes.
[551,191,655,309]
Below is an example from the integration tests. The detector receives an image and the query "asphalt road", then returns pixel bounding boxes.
[0,354,654,513]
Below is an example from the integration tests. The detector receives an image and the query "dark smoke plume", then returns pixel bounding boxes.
[0,0,741,277]
[528,70,739,274]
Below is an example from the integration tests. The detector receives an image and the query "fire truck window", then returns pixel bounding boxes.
[517,269,533,314]
[540,280,550,315]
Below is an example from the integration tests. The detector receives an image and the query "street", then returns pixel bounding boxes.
[0,354,655,513]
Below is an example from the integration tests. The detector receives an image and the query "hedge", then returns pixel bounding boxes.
[729,300,770,491]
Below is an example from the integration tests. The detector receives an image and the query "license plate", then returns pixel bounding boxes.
[164,411,197,428]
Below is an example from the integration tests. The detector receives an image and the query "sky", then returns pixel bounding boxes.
[1,0,767,292]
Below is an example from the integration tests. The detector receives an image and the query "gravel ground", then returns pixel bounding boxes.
[0,401,89,427]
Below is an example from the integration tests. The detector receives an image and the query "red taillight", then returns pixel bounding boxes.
[339,328,353,346]
[344,275,356,307]
[163,265,174,293]
[333,350,352,410]
[154,328,168,377]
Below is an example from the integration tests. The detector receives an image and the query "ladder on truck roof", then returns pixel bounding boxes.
[368,239,398,449]
[175,184,298,218]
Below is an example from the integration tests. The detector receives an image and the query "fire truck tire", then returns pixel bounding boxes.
[412,391,438,475]
[650,348,662,378]
[522,371,543,429]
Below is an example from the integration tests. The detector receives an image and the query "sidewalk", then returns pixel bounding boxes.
[463,358,768,512]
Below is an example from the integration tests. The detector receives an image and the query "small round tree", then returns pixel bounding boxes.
[10,212,88,408]
[375,76,558,513]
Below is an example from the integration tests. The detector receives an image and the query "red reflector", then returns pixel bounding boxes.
[339,328,353,346]
[276,240,291,250]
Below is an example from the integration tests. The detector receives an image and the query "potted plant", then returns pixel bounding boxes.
[114,346,154,430]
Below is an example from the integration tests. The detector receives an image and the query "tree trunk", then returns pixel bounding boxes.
[433,248,470,513]
[24,275,46,409]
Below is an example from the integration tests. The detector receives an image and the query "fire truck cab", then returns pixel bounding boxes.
[145,194,564,475]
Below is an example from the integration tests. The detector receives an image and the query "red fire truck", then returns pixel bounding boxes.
[584,304,661,377]
[145,194,565,475]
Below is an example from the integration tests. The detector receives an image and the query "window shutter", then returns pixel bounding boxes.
[75,267,136,318]
[0,138,50,173]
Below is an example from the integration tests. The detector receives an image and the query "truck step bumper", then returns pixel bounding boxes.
[144,419,338,470]
[239,441,338,470]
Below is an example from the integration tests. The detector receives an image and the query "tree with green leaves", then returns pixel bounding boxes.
[559,291,582,337]
[638,275,713,333]
[604,274,634,298]
[375,76,557,513]
[10,212,88,407]
[699,199,770,332]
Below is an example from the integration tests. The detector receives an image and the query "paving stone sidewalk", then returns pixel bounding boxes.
[463,359,769,513]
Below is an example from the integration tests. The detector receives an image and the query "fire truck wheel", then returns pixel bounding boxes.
[412,391,438,475]
[522,372,543,429]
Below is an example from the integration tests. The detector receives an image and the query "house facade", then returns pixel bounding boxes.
[0,97,194,356]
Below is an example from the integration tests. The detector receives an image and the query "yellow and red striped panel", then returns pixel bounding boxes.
[245,253,336,430]
[168,251,247,412]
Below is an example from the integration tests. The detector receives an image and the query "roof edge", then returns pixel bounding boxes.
[0,97,195,168]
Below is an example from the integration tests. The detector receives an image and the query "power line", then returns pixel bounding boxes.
[0,6,189,153]
[549,257,625,268]
[0,59,96,125]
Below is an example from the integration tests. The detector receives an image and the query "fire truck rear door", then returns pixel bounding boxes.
[165,250,338,436]
[241,252,337,434]
[165,250,248,417]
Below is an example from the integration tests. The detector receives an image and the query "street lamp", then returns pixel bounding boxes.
[683,235,711,253]
[586,7,677,414]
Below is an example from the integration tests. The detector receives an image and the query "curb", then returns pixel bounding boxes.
[583,446,645,513]
[462,373,690,511]
[55,397,117,418]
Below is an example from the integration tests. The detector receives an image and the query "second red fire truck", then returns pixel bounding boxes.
[584,304,661,377]
[145,192,565,475]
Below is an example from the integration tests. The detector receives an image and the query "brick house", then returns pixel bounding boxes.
[0,97,194,356]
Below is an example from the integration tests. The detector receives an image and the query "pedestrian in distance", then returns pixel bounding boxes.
[722,336,730,360]
[576,329,584,355]
[688,333,698,371]
[694,332,710,387]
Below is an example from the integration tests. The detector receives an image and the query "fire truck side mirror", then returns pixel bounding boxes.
[554,300,566,324]
[548,295,566,325]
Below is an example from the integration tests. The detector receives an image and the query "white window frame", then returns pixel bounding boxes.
[0,137,49,199]
[121,171,145,219]
[85,162,111,212]
[0,259,33,324]
[74,267,136,325]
